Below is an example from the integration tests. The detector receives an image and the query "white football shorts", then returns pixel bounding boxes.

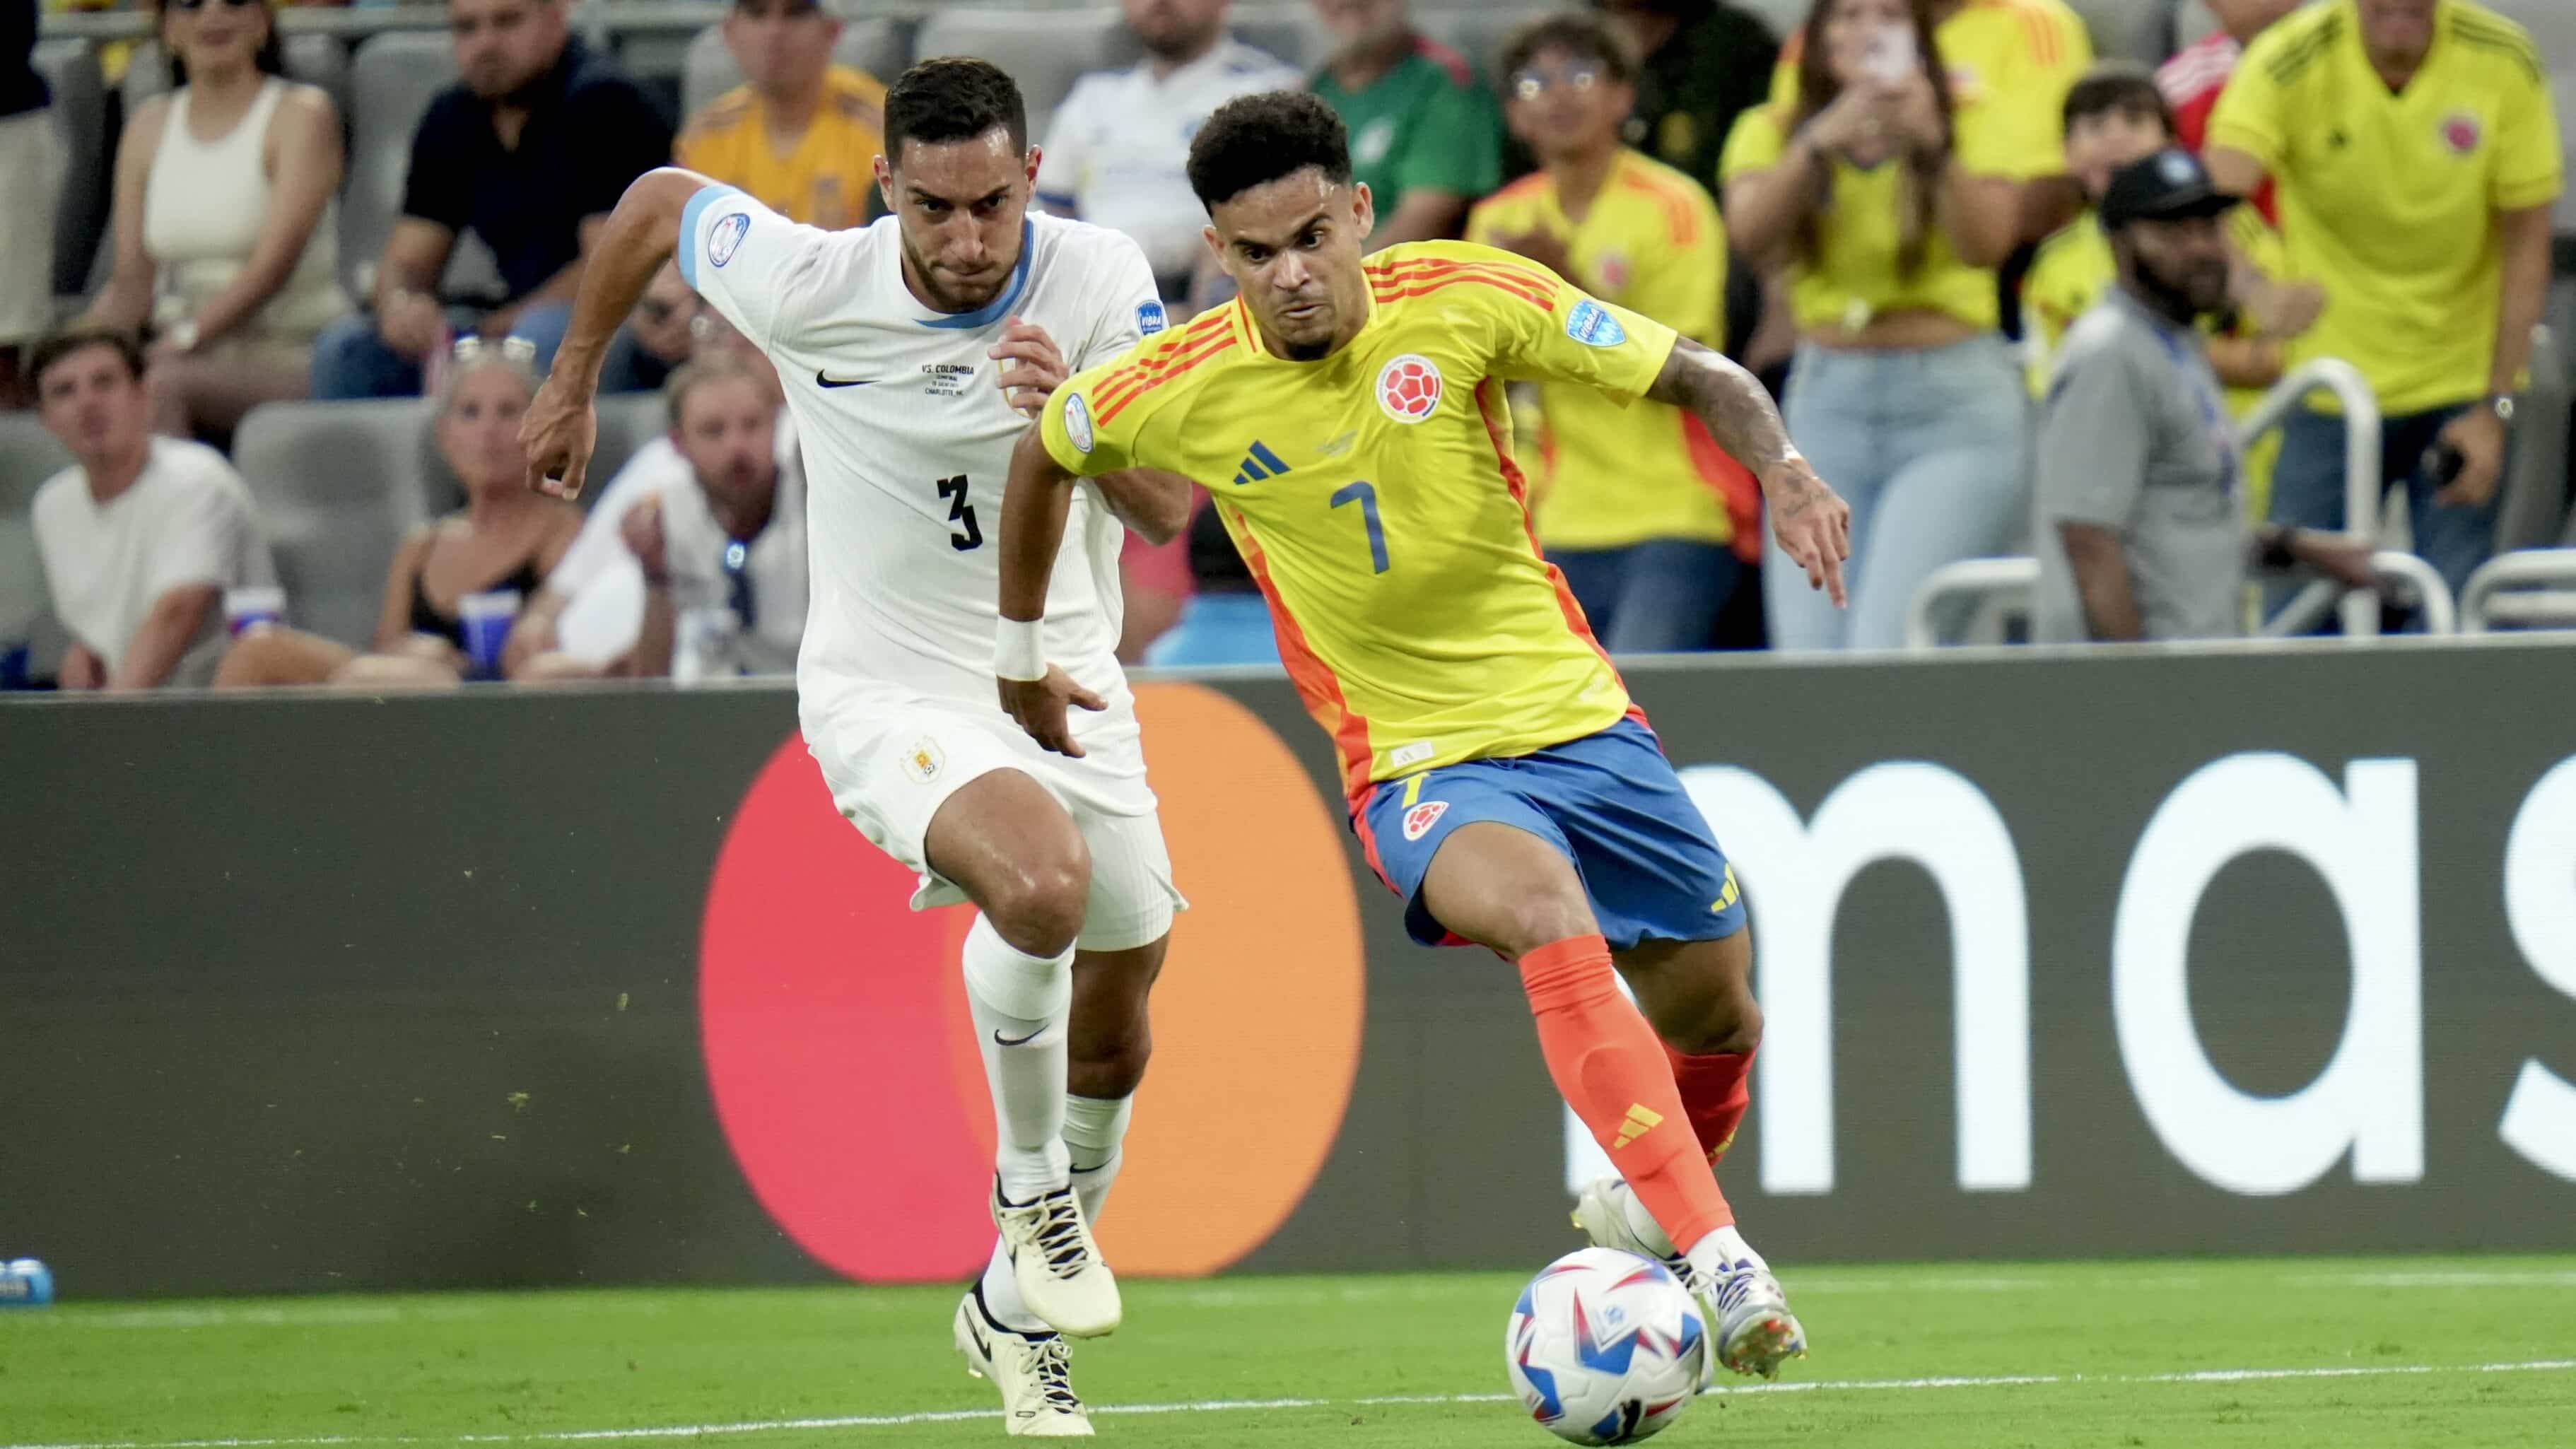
[802,683,1186,953]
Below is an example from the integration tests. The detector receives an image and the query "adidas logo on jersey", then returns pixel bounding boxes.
[1232,441,1292,486]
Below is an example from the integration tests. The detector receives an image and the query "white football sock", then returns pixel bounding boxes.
[1064,1093,1134,1223]
[979,1240,1047,1334]
[1684,1224,1769,1287]
[962,913,1073,1205]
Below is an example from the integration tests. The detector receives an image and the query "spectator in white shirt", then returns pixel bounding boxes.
[508,317,801,677]
[620,358,807,681]
[30,327,276,691]
[1036,0,1303,298]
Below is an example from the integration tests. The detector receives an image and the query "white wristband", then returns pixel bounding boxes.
[995,616,1047,682]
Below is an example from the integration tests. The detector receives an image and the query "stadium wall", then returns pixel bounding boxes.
[4,641,2575,1299]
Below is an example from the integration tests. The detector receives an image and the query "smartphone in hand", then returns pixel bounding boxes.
[1861,24,1919,84]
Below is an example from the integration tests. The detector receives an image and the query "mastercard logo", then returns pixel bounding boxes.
[698,683,1367,1280]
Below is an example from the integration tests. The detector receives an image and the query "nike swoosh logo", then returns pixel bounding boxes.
[815,371,874,389]
[967,1317,993,1359]
[994,1026,1047,1047]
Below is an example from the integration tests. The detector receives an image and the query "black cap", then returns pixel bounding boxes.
[2100,148,2239,230]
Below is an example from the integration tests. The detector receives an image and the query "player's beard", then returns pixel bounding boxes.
[900,233,1013,315]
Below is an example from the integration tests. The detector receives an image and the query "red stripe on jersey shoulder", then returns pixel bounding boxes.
[1226,505,1377,804]
[1409,32,1476,89]
[1093,309,1232,400]
[1369,259,1558,310]
[1092,317,1238,421]
[1473,377,1634,708]
[1615,167,1704,248]
[1487,172,1552,206]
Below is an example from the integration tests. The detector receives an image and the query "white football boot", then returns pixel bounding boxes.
[954,1291,1093,1437]
[990,1178,1122,1338]
[1704,1255,1808,1382]
[1573,1175,1807,1382]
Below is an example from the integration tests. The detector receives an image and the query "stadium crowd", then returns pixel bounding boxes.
[2,0,2570,689]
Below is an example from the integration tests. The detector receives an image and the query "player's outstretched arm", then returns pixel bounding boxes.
[520,168,719,501]
[995,427,1105,757]
[1646,336,1853,608]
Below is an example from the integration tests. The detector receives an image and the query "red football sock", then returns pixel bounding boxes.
[1665,1045,1755,1165]
[1518,935,1733,1253]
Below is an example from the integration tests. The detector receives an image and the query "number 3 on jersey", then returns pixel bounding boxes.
[935,474,983,552]
[1330,481,1390,574]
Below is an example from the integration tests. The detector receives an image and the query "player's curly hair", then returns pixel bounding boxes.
[1185,91,1353,210]
[885,57,1028,160]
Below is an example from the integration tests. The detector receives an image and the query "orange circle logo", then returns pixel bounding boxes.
[699,681,1365,1280]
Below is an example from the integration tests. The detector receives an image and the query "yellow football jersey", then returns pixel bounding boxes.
[1767,0,2090,175]
[2208,0,2563,415]
[1040,242,1681,800]
[676,66,889,230]
[1464,151,1752,554]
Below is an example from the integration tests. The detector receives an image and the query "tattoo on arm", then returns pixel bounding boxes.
[1646,336,1813,506]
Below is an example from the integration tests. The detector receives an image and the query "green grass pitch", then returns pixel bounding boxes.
[7,1257,2574,1448]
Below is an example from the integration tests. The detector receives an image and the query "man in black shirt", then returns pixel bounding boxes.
[312,0,669,399]
[1592,0,1775,194]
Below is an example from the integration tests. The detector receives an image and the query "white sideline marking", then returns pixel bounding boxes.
[10,1359,2572,1449]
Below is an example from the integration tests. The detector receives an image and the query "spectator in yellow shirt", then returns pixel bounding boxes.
[675,0,887,230]
[2207,0,2563,605]
[2020,63,2302,516]
[1723,0,2036,652]
[1772,0,2092,240]
[1468,13,1757,652]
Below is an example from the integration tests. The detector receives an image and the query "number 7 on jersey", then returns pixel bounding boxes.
[1330,481,1391,574]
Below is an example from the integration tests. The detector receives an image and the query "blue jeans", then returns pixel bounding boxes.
[2266,402,2500,623]
[1550,539,1746,653]
[1768,334,2031,651]
[309,301,578,399]
[1141,591,1282,669]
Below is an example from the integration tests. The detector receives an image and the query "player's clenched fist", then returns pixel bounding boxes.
[520,375,597,502]
[997,666,1108,758]
[988,317,1070,419]
[1764,461,1853,609]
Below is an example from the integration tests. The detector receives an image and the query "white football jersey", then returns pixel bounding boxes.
[677,188,1170,712]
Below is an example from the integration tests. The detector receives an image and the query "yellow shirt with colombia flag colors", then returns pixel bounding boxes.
[1040,242,1673,801]
[677,66,889,230]
[2208,0,2563,416]
[1463,150,1757,556]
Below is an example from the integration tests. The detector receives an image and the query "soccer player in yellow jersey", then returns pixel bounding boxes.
[995,90,1851,1382]
[674,0,887,230]
[2208,0,2563,603]
[1468,13,1759,653]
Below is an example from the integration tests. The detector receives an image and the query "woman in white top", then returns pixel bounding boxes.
[82,0,349,444]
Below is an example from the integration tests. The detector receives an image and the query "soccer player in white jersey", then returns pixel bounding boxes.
[519,59,1195,1438]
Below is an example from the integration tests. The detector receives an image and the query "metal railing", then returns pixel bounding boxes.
[2238,358,2384,638]
[1904,550,2454,649]
[2461,549,2576,633]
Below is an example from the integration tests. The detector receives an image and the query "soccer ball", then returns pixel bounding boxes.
[1504,1246,1706,1444]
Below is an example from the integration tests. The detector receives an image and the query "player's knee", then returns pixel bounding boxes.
[1072,1030,1152,1098]
[1490,893,1600,960]
[1668,992,1760,1057]
[983,850,1092,957]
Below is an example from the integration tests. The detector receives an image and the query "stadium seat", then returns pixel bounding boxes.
[1412,3,1555,81]
[344,30,462,300]
[2066,0,2177,66]
[678,17,911,127]
[283,32,354,131]
[233,400,435,650]
[0,415,74,677]
[588,392,668,515]
[2174,0,2224,51]
[911,6,1132,141]
[33,37,107,303]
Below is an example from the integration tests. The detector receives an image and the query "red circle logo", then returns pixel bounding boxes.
[698,683,1367,1281]
[1377,353,1444,424]
[2442,112,2482,155]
